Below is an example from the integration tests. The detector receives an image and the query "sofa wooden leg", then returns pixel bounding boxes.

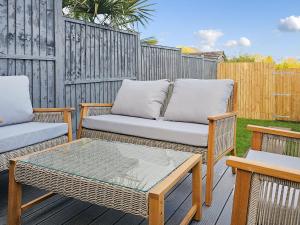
[205,163,213,206]
[230,149,237,174]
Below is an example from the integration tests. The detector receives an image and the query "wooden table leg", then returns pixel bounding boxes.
[149,193,164,225]
[192,161,202,221]
[8,160,22,225]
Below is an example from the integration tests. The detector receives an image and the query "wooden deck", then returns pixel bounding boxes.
[0,158,235,225]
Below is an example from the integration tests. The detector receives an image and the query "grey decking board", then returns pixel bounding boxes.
[193,168,235,225]
[63,205,109,225]
[215,189,234,225]
[165,158,229,225]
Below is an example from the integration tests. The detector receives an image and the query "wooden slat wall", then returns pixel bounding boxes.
[0,0,56,108]
[218,63,300,121]
[63,18,139,128]
[141,45,218,81]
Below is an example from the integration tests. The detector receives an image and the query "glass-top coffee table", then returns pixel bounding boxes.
[8,138,202,225]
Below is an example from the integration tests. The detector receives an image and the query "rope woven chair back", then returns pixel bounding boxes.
[247,173,300,225]
[262,134,300,157]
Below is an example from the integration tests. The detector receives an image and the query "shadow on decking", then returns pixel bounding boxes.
[0,157,235,225]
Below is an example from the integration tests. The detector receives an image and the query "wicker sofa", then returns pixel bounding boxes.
[0,76,73,172]
[78,80,238,206]
[227,125,300,225]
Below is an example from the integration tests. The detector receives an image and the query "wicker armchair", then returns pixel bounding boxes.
[0,108,73,172]
[227,125,300,225]
[77,82,238,206]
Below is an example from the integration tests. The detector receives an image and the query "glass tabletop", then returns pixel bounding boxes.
[19,139,194,192]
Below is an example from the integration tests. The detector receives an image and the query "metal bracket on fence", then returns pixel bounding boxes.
[272,93,291,96]
[273,115,290,119]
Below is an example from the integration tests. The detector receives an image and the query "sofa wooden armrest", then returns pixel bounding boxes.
[208,112,237,121]
[33,108,74,142]
[77,103,113,138]
[79,103,113,108]
[205,112,237,205]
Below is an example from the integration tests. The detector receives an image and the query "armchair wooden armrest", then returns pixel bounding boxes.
[33,108,74,142]
[227,156,300,225]
[33,108,75,113]
[227,156,300,183]
[247,125,300,151]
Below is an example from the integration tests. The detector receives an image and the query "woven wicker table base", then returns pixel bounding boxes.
[7,139,202,225]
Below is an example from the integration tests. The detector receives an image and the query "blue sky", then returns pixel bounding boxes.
[139,0,300,60]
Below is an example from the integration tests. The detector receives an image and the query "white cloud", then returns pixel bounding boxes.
[195,29,223,51]
[278,16,300,32]
[225,40,238,47]
[225,37,251,48]
[239,37,251,47]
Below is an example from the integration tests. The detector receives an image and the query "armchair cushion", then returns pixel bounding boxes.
[164,79,234,124]
[111,79,170,119]
[83,114,209,146]
[0,122,68,153]
[0,76,33,126]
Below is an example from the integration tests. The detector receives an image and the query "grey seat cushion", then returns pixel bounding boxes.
[0,122,68,153]
[83,114,209,147]
[246,150,300,170]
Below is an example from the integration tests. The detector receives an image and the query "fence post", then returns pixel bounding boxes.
[54,0,65,107]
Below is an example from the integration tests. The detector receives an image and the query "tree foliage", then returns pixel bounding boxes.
[226,54,300,69]
[141,36,158,45]
[63,0,155,30]
[276,58,300,69]
[177,46,199,54]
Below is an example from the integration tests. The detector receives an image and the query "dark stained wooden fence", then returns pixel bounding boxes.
[0,0,59,108]
[140,45,218,81]
[63,17,140,128]
[0,0,218,130]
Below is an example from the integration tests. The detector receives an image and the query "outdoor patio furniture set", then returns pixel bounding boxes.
[1,75,299,225]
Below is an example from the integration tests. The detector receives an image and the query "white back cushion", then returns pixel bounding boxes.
[0,76,33,126]
[164,79,234,124]
[111,79,170,119]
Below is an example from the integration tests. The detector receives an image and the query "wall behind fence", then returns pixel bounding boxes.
[217,63,300,121]
[0,0,219,130]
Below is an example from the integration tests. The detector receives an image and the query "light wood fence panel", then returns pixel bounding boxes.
[218,63,300,121]
[218,62,275,120]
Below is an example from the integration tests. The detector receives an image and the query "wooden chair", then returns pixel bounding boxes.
[227,125,300,225]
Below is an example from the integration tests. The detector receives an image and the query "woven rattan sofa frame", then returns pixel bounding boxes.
[77,82,238,206]
[227,125,300,225]
[0,108,74,173]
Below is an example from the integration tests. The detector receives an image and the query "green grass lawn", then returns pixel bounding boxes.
[236,118,300,157]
